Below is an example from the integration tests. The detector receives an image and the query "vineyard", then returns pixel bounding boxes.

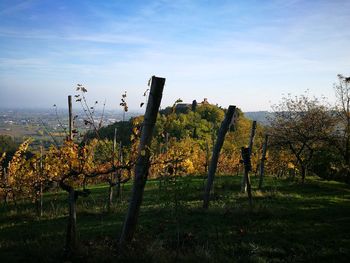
[0,176,349,262]
[0,75,350,262]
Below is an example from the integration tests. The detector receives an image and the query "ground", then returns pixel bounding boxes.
[0,175,349,262]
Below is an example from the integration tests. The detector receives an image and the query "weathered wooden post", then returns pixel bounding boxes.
[241,147,253,208]
[67,189,77,253]
[119,76,165,245]
[64,96,77,257]
[205,141,209,173]
[241,120,256,192]
[3,168,8,204]
[203,105,236,209]
[38,145,43,217]
[116,139,123,199]
[107,128,117,211]
[68,95,73,141]
[258,134,269,189]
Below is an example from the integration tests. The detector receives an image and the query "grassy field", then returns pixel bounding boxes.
[0,175,349,262]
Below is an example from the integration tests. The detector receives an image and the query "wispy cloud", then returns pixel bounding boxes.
[0,0,35,16]
[0,28,152,45]
[0,0,349,110]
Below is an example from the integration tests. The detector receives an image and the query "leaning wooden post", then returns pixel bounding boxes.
[107,128,117,211]
[68,95,73,141]
[258,134,269,189]
[39,145,43,217]
[203,105,236,209]
[248,121,257,155]
[241,120,257,192]
[117,139,123,199]
[119,76,165,245]
[3,168,8,204]
[241,147,253,208]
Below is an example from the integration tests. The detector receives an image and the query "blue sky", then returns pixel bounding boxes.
[0,0,349,111]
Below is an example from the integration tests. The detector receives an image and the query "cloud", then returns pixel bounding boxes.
[0,28,152,45]
[0,0,350,110]
[0,0,35,16]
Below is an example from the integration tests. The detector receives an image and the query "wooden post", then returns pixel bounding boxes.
[39,145,43,217]
[241,120,256,192]
[203,105,236,209]
[258,134,269,189]
[119,76,165,245]
[3,168,8,204]
[241,147,253,208]
[205,140,209,173]
[68,95,73,141]
[113,128,117,161]
[117,140,123,199]
[248,121,257,155]
[108,128,117,211]
[66,189,77,256]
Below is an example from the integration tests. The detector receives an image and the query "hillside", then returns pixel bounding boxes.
[0,176,349,262]
[244,111,272,125]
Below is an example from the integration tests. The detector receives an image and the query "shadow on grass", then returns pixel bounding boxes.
[0,175,349,262]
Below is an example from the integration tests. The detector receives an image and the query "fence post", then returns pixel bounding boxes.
[119,76,165,245]
[258,134,269,189]
[203,105,236,209]
[241,120,256,192]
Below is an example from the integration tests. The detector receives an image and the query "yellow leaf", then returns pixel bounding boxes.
[141,150,146,156]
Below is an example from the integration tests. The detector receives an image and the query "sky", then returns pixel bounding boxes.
[0,0,349,112]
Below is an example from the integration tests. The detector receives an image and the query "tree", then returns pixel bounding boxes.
[269,93,335,183]
[332,74,350,181]
[0,135,19,168]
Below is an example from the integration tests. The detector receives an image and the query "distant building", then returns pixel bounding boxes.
[175,98,210,111]
[201,98,209,104]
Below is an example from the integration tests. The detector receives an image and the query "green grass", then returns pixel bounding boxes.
[0,175,349,262]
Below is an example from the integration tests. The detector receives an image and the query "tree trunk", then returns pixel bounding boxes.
[203,106,236,209]
[65,189,77,257]
[119,76,165,245]
[258,134,268,189]
[241,120,257,192]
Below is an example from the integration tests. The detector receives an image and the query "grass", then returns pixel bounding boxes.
[0,175,349,262]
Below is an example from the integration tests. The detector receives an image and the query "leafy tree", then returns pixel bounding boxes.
[0,135,19,167]
[269,93,335,182]
[331,74,350,181]
[0,135,17,153]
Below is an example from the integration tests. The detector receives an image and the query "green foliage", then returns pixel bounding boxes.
[87,120,133,147]
[0,135,28,167]
[196,103,224,124]
[0,135,17,153]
